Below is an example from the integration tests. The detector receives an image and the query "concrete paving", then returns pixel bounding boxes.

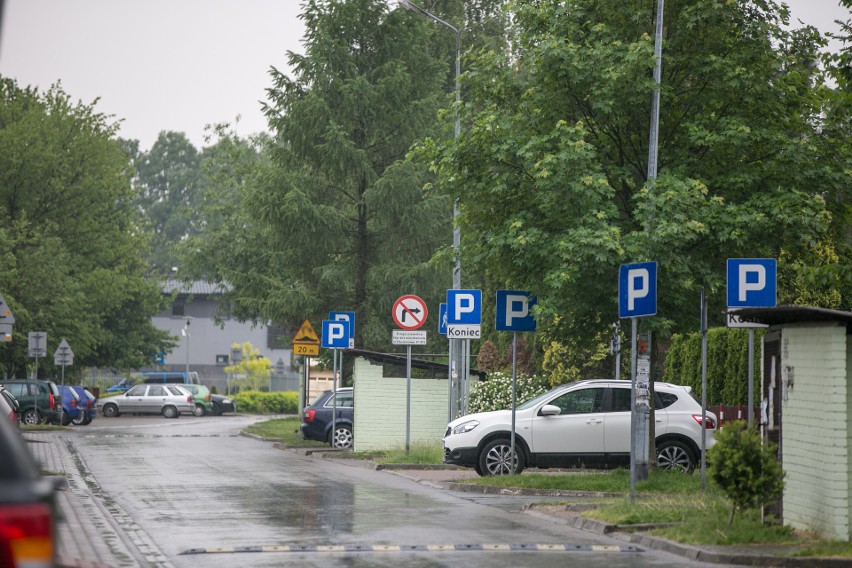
[23,430,850,568]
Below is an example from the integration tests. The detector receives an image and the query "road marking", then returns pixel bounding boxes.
[180,543,643,555]
[81,434,238,438]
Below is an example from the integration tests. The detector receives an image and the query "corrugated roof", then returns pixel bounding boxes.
[160,280,231,296]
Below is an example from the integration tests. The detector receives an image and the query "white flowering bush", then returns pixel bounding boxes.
[470,372,552,413]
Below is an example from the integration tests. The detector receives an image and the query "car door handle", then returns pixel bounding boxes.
[586,418,602,425]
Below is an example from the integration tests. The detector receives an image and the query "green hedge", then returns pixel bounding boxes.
[233,391,299,414]
[664,327,763,405]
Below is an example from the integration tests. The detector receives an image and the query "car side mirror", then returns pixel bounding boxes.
[539,404,561,416]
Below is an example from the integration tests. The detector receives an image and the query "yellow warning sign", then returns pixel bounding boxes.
[292,319,320,344]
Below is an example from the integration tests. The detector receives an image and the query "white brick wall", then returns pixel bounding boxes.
[781,324,851,541]
[352,356,448,452]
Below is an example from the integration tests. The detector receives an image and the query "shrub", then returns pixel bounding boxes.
[469,372,551,413]
[708,421,784,526]
[234,391,298,414]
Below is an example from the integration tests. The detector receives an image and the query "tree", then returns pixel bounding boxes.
[420,0,836,355]
[0,78,175,377]
[708,421,784,525]
[133,131,201,274]
[224,341,272,391]
[184,0,455,351]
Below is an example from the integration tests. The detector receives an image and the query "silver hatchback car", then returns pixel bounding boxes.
[99,384,195,419]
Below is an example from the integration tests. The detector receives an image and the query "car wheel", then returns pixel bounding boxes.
[71,412,86,426]
[330,425,353,449]
[102,404,119,418]
[210,403,221,416]
[81,416,92,425]
[193,404,205,417]
[162,406,179,419]
[656,440,696,472]
[61,410,73,426]
[478,439,525,476]
[21,409,40,426]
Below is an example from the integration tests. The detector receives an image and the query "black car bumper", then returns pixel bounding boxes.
[443,445,479,467]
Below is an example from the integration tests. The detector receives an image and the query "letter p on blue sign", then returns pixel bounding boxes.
[619,262,657,318]
[727,258,776,308]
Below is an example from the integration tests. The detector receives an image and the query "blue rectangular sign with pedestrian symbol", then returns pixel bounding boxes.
[618,262,657,318]
[495,290,536,332]
[321,319,350,349]
[438,303,447,335]
[727,258,776,308]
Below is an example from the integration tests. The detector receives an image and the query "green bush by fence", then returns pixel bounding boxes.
[234,391,299,414]
[664,327,763,405]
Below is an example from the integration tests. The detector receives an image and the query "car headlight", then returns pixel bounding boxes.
[451,420,479,435]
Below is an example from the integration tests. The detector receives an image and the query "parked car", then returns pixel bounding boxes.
[0,380,62,426]
[69,386,97,425]
[0,406,61,567]
[442,380,717,476]
[180,384,213,417]
[209,393,236,416]
[0,386,19,425]
[105,377,136,394]
[57,385,84,426]
[99,384,195,419]
[0,387,18,427]
[141,371,200,386]
[300,387,354,448]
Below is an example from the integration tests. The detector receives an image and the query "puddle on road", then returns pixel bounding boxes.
[224,481,448,535]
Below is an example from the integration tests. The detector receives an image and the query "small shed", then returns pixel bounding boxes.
[348,349,485,452]
[736,306,852,541]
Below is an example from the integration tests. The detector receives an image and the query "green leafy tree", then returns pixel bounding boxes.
[419,0,835,354]
[185,0,455,351]
[708,421,785,526]
[224,341,272,391]
[0,79,175,377]
[133,131,201,274]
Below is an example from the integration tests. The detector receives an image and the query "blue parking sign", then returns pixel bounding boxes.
[618,262,657,318]
[321,320,349,349]
[329,311,355,348]
[727,259,776,308]
[495,290,536,332]
[446,289,482,325]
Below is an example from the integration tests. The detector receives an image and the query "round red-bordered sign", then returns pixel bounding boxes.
[392,295,428,330]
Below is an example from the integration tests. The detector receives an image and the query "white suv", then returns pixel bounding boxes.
[442,380,716,476]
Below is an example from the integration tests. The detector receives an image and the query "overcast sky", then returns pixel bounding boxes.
[0,0,847,152]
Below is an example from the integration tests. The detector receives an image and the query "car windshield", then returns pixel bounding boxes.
[514,385,567,411]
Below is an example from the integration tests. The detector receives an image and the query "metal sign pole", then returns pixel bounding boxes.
[630,317,638,501]
[332,349,338,447]
[748,328,755,428]
[700,288,708,490]
[510,332,518,474]
[406,345,412,453]
[447,339,454,421]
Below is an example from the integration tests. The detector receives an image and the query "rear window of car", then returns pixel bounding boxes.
[656,391,679,409]
[325,391,353,408]
[167,386,186,396]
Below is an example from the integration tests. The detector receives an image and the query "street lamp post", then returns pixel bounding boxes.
[398,0,466,418]
[182,318,191,380]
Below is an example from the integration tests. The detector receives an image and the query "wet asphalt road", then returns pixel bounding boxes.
[64,414,734,568]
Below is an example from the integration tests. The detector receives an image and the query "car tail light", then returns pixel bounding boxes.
[187,396,193,403]
[69,399,77,408]
[304,409,315,423]
[692,414,716,429]
[48,394,55,409]
[205,394,211,402]
[0,503,54,568]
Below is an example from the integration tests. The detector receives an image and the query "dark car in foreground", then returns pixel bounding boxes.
[0,380,61,426]
[0,406,61,567]
[0,386,19,426]
[301,387,354,448]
